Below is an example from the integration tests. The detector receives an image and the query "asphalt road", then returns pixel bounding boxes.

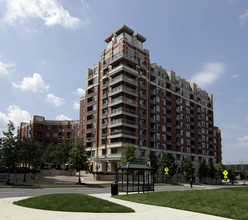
[0,184,239,199]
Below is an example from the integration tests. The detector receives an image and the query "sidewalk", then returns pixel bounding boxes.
[0,193,232,220]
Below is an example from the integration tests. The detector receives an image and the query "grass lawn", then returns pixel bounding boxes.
[115,187,248,220]
[14,193,134,213]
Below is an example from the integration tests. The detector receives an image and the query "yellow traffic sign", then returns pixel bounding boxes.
[164,167,169,175]
[223,170,228,179]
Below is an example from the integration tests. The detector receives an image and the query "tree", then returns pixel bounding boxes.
[41,144,58,166]
[68,141,89,184]
[121,143,136,164]
[228,168,236,185]
[42,139,73,169]
[240,169,247,185]
[208,160,216,184]
[57,139,73,166]
[148,151,159,174]
[158,152,177,177]
[216,163,224,183]
[198,159,209,183]
[182,158,193,178]
[19,136,42,182]
[0,121,19,184]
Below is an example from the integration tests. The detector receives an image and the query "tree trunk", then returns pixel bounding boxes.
[78,170,81,184]
[6,168,10,184]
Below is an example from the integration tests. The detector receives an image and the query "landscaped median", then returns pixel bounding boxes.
[13,194,134,213]
[115,187,248,220]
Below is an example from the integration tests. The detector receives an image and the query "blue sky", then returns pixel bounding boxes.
[0,0,248,164]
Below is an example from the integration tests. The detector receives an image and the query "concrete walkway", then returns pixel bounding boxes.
[0,193,232,220]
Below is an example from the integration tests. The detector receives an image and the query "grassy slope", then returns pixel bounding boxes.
[14,193,134,213]
[115,187,248,220]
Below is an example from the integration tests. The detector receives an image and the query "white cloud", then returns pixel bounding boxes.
[0,56,15,76]
[2,0,80,29]
[236,98,245,103]
[0,104,31,135]
[239,9,248,26]
[231,74,239,79]
[12,73,49,93]
[46,93,64,107]
[73,102,80,110]
[238,136,248,142]
[190,62,225,88]
[56,114,71,120]
[75,88,85,96]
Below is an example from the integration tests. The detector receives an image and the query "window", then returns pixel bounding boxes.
[162,134,166,141]
[91,150,95,157]
[93,77,97,84]
[186,140,191,146]
[92,113,96,120]
[162,108,166,114]
[92,123,96,129]
[77,131,80,137]
[162,99,166,105]
[102,149,106,155]
[162,144,166,150]
[156,133,160,140]
[53,132,57,137]
[186,148,191,153]
[162,125,166,132]
[46,132,50,137]
[162,116,166,123]
[156,115,160,121]
[94,67,98,74]
[111,148,117,154]
[156,96,160,103]
[93,104,97,111]
[156,105,160,112]
[92,142,96,148]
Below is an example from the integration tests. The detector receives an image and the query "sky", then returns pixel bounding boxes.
[0,0,248,164]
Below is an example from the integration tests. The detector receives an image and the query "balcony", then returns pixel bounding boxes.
[108,130,138,139]
[102,93,108,99]
[102,123,107,129]
[109,119,137,128]
[87,119,92,124]
[103,83,108,89]
[140,83,146,89]
[109,96,137,107]
[109,86,137,97]
[109,64,138,77]
[102,103,108,109]
[109,107,137,118]
[87,101,93,107]
[109,74,138,87]
[87,110,92,115]
[110,52,138,65]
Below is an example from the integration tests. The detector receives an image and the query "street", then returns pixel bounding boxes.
[0,184,241,198]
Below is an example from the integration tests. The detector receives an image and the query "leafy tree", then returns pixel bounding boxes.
[208,160,216,184]
[19,136,42,182]
[121,143,136,164]
[68,141,89,184]
[199,159,209,183]
[0,121,19,184]
[240,169,247,185]
[158,152,177,177]
[42,139,74,168]
[148,151,159,174]
[41,144,58,166]
[182,157,193,178]
[228,168,236,185]
[57,139,73,166]
[216,163,225,181]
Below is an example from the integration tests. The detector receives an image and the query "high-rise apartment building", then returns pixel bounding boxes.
[80,25,222,173]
